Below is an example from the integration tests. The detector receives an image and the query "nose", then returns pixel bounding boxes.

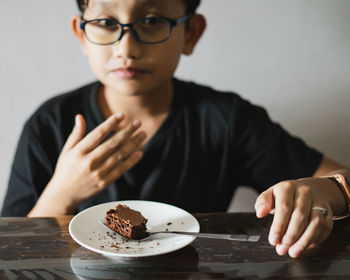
[113,27,143,60]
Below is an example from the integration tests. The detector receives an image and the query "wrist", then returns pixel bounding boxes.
[28,180,77,217]
[322,171,350,220]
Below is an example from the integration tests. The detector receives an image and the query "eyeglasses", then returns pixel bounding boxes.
[80,14,193,45]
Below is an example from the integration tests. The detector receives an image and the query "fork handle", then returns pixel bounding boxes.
[168,231,260,242]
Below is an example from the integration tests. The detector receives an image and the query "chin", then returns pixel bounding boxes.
[110,81,151,97]
[103,75,170,97]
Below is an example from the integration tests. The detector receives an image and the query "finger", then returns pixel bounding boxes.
[276,189,312,255]
[287,208,333,258]
[90,119,143,163]
[307,227,331,250]
[62,114,86,152]
[255,187,275,218]
[269,182,295,246]
[76,113,124,154]
[308,206,333,250]
[99,131,147,175]
[99,151,144,188]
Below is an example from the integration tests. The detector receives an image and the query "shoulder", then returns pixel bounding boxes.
[173,78,279,142]
[23,81,99,137]
[34,82,98,119]
[172,78,271,146]
[174,78,259,119]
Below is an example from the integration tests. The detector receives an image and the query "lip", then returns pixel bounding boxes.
[112,67,148,79]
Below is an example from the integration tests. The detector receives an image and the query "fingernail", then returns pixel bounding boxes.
[135,150,143,159]
[138,131,146,140]
[75,115,80,127]
[276,244,289,256]
[289,246,301,258]
[116,112,124,119]
[133,119,140,127]
[269,234,280,245]
[257,205,266,216]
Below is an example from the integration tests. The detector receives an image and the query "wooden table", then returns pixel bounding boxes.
[1,213,350,279]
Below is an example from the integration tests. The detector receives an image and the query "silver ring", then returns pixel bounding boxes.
[312,206,328,218]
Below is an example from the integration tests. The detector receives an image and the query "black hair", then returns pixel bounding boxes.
[76,0,201,15]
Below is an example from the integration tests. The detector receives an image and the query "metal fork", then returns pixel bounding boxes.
[139,231,260,242]
[99,219,260,242]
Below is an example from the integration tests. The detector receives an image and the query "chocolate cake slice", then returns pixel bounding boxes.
[105,204,148,239]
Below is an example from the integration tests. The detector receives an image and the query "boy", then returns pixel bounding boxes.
[1,0,350,259]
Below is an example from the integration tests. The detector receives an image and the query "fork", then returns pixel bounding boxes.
[140,231,260,242]
[99,219,260,242]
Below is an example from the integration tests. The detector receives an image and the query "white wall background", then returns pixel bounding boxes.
[0,0,349,213]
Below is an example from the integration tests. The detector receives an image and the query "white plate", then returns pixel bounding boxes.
[69,200,200,257]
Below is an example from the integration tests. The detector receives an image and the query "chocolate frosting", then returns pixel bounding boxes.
[114,204,147,226]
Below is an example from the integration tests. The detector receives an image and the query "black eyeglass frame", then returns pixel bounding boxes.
[79,14,193,45]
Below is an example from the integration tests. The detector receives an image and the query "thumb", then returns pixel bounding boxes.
[62,114,86,152]
[255,187,275,218]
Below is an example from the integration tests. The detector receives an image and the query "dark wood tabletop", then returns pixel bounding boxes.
[1,213,350,280]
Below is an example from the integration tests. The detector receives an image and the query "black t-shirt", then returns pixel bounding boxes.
[1,79,322,216]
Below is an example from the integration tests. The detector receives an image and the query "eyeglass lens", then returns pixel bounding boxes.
[85,17,171,44]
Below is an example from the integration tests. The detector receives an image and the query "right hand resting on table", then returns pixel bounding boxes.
[27,113,146,217]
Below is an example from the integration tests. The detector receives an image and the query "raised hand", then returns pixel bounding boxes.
[28,113,146,216]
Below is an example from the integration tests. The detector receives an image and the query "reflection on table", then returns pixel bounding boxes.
[1,213,350,279]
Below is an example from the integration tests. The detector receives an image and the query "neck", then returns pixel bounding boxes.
[98,80,174,121]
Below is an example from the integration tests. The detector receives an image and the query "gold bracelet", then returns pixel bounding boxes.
[326,174,350,220]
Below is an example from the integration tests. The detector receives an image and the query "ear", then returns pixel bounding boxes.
[182,14,206,55]
[71,15,88,55]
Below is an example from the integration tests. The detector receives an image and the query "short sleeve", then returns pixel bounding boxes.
[230,97,323,192]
